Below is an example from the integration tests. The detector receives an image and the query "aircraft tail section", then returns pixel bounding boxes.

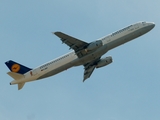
[7,72,25,90]
[5,60,31,90]
[5,60,32,74]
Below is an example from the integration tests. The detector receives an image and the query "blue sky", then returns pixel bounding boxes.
[0,0,160,120]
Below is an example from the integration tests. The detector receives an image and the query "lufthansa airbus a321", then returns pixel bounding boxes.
[5,21,155,90]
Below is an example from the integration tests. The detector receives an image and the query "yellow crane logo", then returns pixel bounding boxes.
[11,64,20,72]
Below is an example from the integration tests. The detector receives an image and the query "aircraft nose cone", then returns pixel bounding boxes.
[153,23,155,28]
[150,22,155,29]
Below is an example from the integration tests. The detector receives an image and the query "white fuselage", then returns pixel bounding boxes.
[10,22,155,85]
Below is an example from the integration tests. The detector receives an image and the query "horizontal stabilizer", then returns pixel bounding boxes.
[7,72,24,80]
[18,82,25,90]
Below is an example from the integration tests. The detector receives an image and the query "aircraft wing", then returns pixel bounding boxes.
[83,58,100,82]
[83,65,96,82]
[54,32,89,57]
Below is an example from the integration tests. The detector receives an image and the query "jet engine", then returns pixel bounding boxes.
[96,56,113,68]
[85,40,102,51]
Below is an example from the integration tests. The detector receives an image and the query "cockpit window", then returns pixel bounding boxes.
[142,22,146,26]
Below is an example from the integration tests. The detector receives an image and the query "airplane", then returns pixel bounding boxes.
[5,21,155,90]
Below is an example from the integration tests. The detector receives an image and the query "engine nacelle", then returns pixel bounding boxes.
[96,56,113,68]
[85,40,102,51]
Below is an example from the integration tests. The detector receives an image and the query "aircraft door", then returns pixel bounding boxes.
[30,69,37,76]
[134,24,139,30]
[104,36,111,44]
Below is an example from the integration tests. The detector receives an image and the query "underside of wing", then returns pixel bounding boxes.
[83,65,96,82]
[54,32,89,57]
[83,58,100,82]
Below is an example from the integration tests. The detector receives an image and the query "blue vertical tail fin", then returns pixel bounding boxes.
[5,60,32,74]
